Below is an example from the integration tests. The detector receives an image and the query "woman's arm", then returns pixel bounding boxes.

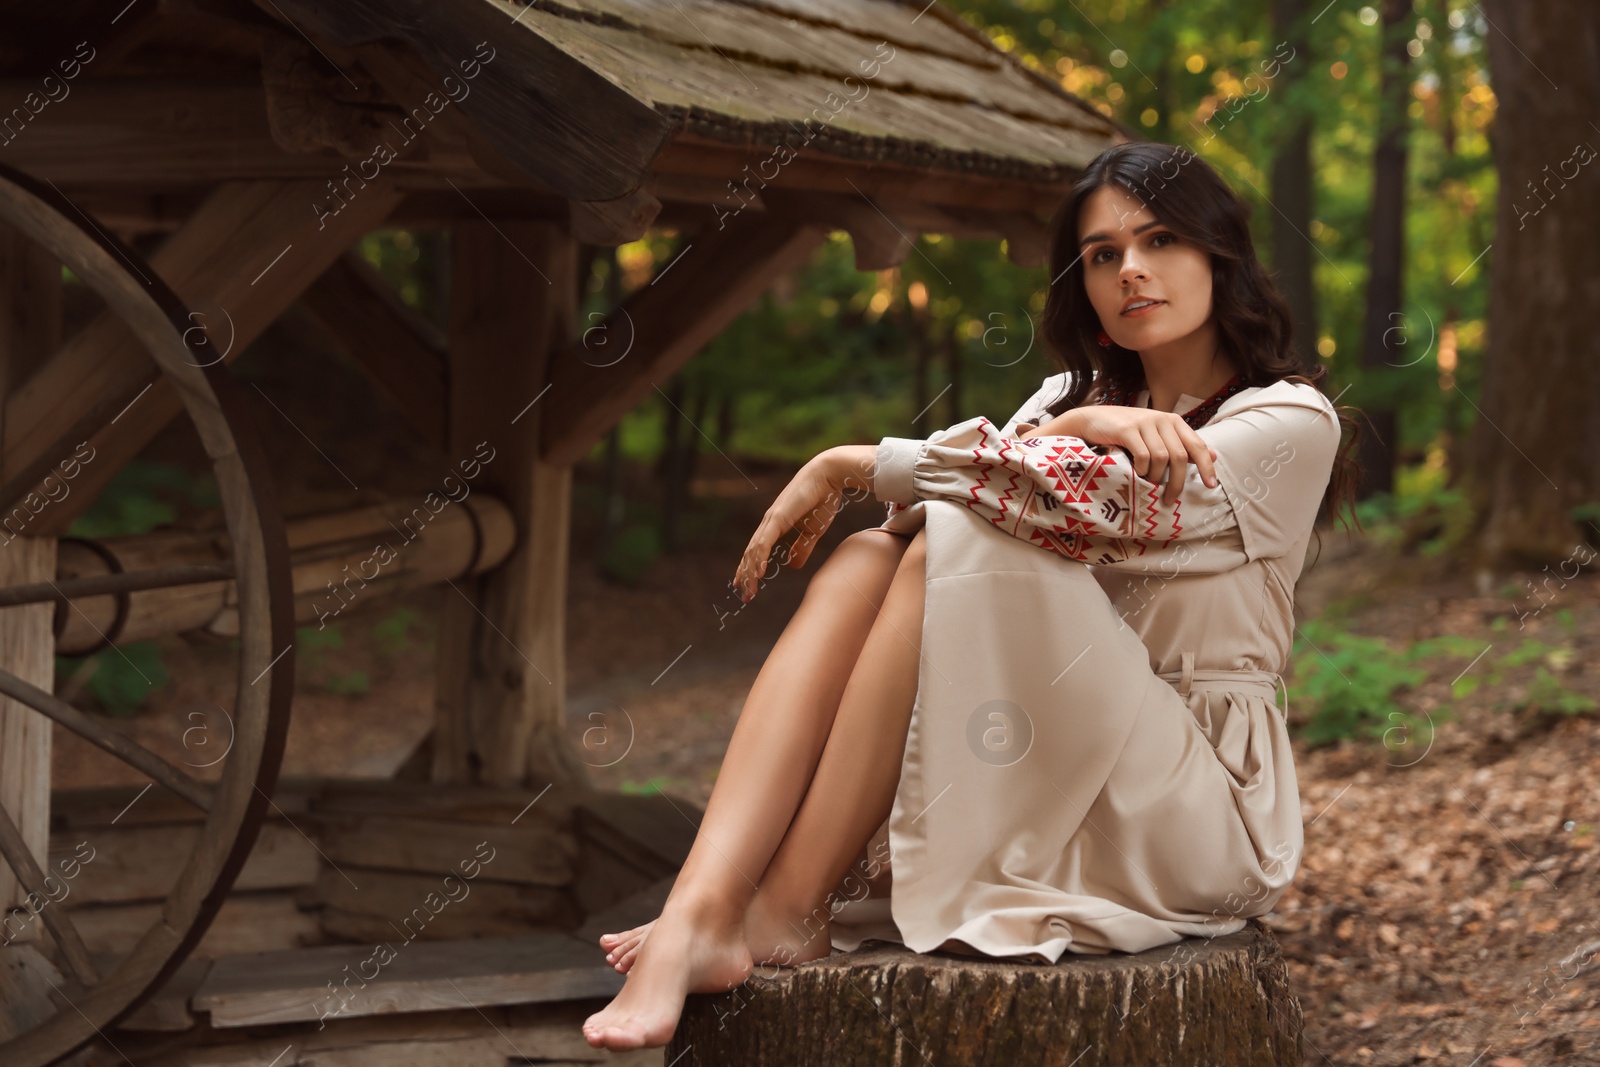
[860,392,1340,573]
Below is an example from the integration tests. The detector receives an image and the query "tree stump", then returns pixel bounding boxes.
[667,920,1303,1066]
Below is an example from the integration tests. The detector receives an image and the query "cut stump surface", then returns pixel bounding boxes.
[668,920,1302,1066]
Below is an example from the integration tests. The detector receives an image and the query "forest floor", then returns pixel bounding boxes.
[53,449,1599,1067]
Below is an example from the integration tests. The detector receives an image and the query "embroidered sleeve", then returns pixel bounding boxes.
[877,372,1070,528]
[872,388,1340,574]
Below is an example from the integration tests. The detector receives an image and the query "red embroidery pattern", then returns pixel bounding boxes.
[959,419,1189,565]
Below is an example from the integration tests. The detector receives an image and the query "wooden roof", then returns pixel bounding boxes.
[483,0,1124,183]
[0,0,1125,235]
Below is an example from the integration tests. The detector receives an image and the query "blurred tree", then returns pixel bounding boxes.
[1464,0,1600,567]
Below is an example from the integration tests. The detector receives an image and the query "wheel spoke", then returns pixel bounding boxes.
[0,669,214,812]
[0,798,99,988]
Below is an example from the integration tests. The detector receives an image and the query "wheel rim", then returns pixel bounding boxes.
[0,161,295,1064]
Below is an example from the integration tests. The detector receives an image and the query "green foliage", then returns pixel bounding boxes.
[1352,462,1474,556]
[1520,667,1597,718]
[619,775,696,796]
[67,461,216,538]
[372,607,422,656]
[1289,620,1479,747]
[600,523,662,584]
[56,642,169,718]
[322,670,372,696]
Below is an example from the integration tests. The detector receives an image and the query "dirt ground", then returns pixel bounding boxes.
[52,409,1599,1065]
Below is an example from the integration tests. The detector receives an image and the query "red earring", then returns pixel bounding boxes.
[1096,329,1113,347]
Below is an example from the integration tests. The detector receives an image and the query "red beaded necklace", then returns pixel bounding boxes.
[1094,372,1249,430]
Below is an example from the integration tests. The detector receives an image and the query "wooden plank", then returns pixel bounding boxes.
[434,221,588,788]
[316,814,575,886]
[48,778,319,830]
[130,1003,662,1065]
[192,931,622,1027]
[310,778,582,827]
[51,821,320,906]
[309,865,578,942]
[298,252,447,448]
[76,892,319,962]
[539,211,826,465]
[1,178,404,534]
[0,943,64,1044]
[573,873,673,945]
[576,793,700,875]
[0,537,53,916]
[114,956,209,1033]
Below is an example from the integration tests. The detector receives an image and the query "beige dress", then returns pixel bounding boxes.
[827,371,1342,962]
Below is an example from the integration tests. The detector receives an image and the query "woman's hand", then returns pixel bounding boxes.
[1013,406,1218,504]
[732,445,874,603]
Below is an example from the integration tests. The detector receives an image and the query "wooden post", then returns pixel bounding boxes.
[435,221,590,790]
[0,223,59,925]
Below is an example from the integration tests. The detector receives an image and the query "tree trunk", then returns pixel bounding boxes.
[669,922,1303,1065]
[1461,1,1600,569]
[1356,0,1412,500]
[658,374,688,552]
[908,299,931,439]
[1271,0,1319,367]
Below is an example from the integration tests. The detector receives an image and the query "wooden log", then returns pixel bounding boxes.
[669,922,1304,1066]
[435,220,588,789]
[43,493,513,653]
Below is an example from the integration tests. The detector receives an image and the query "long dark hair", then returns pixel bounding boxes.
[1037,141,1361,539]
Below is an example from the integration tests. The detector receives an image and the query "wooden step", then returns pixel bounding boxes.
[192,931,623,1027]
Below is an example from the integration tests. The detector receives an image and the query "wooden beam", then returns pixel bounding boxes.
[540,212,828,466]
[436,221,590,789]
[0,221,57,923]
[0,80,484,186]
[299,251,448,447]
[762,188,914,270]
[568,188,662,246]
[0,538,52,920]
[265,0,672,200]
[654,133,1073,217]
[1,178,404,535]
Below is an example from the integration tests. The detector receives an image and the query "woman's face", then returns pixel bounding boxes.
[1076,183,1214,354]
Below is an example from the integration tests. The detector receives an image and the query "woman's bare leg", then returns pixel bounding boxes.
[740,528,927,966]
[582,528,915,1049]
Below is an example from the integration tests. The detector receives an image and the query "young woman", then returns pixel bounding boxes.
[582,141,1360,1051]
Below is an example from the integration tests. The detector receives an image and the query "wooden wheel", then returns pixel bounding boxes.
[0,162,294,1064]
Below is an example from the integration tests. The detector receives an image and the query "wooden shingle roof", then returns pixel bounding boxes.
[501,0,1124,182]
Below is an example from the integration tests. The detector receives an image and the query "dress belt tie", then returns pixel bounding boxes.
[1155,650,1288,718]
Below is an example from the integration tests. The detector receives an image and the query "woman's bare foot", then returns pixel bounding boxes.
[582,900,753,1051]
[741,889,836,969]
[598,919,654,975]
